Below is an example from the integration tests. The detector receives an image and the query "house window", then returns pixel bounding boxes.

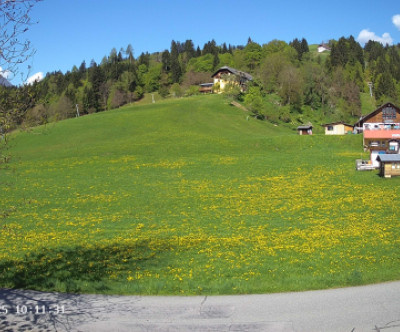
[382,106,397,121]
[389,141,399,152]
[327,126,333,131]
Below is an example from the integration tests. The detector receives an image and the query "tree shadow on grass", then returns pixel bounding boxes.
[0,239,173,294]
[0,239,175,331]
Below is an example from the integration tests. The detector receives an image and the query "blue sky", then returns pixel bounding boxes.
[6,0,400,85]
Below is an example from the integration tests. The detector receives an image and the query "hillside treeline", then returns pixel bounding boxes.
[1,36,400,130]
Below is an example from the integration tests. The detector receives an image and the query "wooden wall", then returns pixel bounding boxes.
[382,162,400,177]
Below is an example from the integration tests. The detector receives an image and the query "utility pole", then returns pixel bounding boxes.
[368,82,373,97]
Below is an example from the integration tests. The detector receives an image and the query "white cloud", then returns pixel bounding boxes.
[25,72,44,85]
[393,14,400,30]
[357,29,393,45]
[0,67,12,79]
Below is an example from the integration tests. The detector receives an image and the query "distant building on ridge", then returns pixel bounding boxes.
[318,42,331,53]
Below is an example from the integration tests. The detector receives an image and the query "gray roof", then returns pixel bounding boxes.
[297,125,313,130]
[377,154,400,162]
[211,66,253,81]
[321,122,354,127]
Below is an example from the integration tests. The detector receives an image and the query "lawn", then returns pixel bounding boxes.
[0,94,399,295]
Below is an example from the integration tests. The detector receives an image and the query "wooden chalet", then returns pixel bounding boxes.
[211,66,252,92]
[322,122,354,135]
[377,154,400,178]
[355,103,400,167]
[354,102,400,129]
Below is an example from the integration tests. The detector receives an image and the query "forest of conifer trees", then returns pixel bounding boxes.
[1,36,400,130]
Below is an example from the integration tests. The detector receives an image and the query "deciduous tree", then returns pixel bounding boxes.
[278,65,303,108]
[0,0,42,78]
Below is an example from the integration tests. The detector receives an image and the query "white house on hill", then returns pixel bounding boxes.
[318,43,331,53]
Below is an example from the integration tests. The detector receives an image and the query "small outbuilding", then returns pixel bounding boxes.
[199,83,214,93]
[297,125,313,135]
[322,122,354,135]
[377,154,400,178]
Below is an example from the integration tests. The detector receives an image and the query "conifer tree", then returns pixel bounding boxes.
[170,40,181,83]
[161,50,171,72]
[184,40,196,61]
[79,61,87,74]
[196,46,201,57]
[300,38,309,56]
[126,44,134,63]
[213,53,220,70]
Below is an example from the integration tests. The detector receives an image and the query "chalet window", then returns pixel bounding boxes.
[327,126,333,131]
[382,106,396,121]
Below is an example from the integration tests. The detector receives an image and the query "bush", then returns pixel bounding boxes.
[108,88,127,109]
[186,85,200,96]
[23,104,48,127]
[159,85,169,98]
[223,83,241,99]
[170,83,183,97]
[244,86,264,118]
[133,86,144,101]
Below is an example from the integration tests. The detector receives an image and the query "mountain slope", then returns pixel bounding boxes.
[0,75,13,87]
[1,94,399,295]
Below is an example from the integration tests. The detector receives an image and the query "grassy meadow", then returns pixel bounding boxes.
[0,94,399,295]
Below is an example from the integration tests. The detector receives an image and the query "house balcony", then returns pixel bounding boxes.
[363,129,400,154]
[363,129,400,140]
[363,123,400,131]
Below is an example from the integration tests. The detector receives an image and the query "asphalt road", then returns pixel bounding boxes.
[1,281,400,332]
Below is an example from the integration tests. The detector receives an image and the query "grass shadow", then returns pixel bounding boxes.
[0,239,172,294]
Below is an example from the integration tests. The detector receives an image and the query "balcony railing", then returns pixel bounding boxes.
[364,123,400,130]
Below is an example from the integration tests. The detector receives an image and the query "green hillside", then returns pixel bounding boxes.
[0,94,399,295]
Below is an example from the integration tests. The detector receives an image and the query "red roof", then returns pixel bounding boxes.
[364,130,400,139]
